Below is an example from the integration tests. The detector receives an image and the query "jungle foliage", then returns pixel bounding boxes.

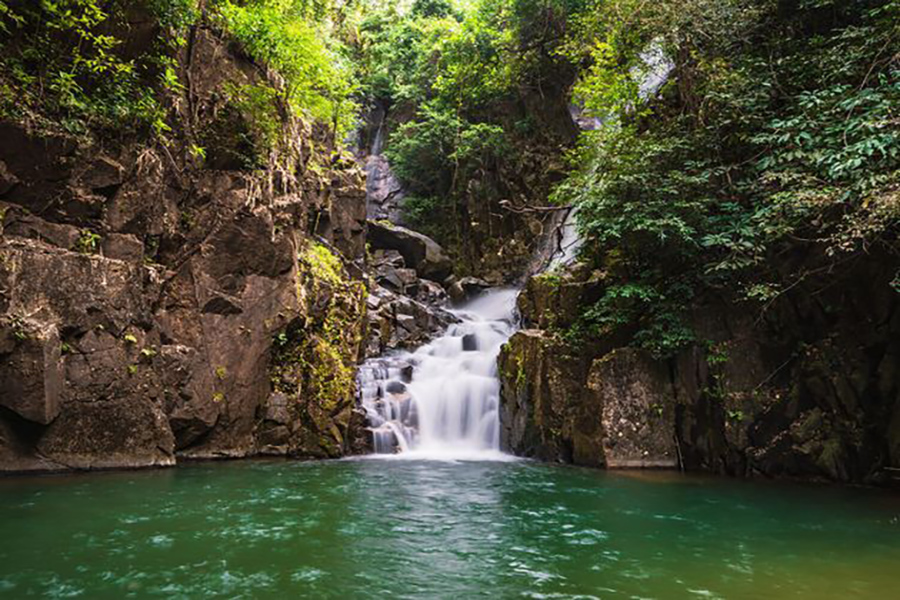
[0,0,198,137]
[2,0,897,356]
[357,0,581,260]
[0,0,358,145]
[357,0,899,354]
[552,0,900,356]
[213,0,359,139]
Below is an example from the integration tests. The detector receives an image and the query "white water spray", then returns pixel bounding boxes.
[358,289,518,459]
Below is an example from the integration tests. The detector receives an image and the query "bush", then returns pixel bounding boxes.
[0,0,198,136]
[213,0,358,138]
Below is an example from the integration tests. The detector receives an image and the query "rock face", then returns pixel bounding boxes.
[498,330,591,463]
[500,252,900,485]
[365,154,405,224]
[447,276,491,304]
[589,349,677,468]
[0,24,369,472]
[362,104,406,224]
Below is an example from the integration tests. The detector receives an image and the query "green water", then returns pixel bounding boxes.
[0,459,898,599]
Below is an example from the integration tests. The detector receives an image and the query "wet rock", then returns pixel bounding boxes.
[498,330,594,464]
[448,276,490,304]
[588,349,677,468]
[385,381,407,395]
[365,283,458,355]
[462,333,478,351]
[365,155,406,224]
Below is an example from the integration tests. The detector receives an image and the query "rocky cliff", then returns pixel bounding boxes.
[0,20,372,471]
[499,249,900,485]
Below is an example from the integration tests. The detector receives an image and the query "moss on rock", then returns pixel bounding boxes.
[268,240,367,458]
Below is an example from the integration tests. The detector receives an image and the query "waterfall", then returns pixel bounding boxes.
[546,207,583,271]
[358,289,518,459]
[358,195,582,459]
[363,106,405,223]
[358,73,620,459]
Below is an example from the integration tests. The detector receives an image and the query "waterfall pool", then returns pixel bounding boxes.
[1,458,898,598]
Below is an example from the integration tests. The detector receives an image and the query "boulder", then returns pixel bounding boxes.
[385,381,407,394]
[0,318,63,425]
[517,267,605,329]
[447,276,490,304]
[367,219,453,281]
[365,282,458,355]
[462,333,478,351]
[416,279,449,306]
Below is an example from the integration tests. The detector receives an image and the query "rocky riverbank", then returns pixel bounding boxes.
[0,16,456,472]
[0,9,511,474]
[498,254,900,485]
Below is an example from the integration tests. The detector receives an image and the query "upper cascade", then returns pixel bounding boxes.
[363,106,406,224]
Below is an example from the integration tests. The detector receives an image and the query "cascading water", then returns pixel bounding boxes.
[358,168,584,458]
[364,106,405,223]
[546,206,583,271]
[357,79,604,459]
[358,289,518,458]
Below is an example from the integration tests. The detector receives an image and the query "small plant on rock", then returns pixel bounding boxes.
[75,230,101,254]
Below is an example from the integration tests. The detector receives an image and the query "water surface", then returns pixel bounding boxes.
[1,459,898,599]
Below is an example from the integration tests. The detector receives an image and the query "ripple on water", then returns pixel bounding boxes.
[149,534,174,548]
[562,528,609,545]
[0,460,899,599]
[290,567,325,583]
